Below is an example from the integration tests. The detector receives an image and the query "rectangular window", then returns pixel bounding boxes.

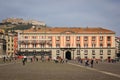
[76,44,80,48]
[107,36,111,41]
[76,36,80,41]
[66,44,70,48]
[49,44,52,48]
[92,43,96,48]
[41,44,44,48]
[56,44,60,48]
[12,39,14,42]
[84,43,88,48]
[100,50,103,55]
[84,36,88,41]
[92,50,95,55]
[100,36,103,41]
[41,36,45,39]
[66,36,70,41]
[56,36,60,41]
[107,43,111,48]
[25,36,28,39]
[8,44,10,46]
[92,36,96,41]
[84,50,88,55]
[32,36,36,39]
[84,56,88,59]
[100,43,103,48]
[56,50,60,55]
[92,56,95,59]
[107,50,111,55]
[100,56,103,59]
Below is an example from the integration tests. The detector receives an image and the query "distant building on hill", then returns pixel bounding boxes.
[2,18,46,26]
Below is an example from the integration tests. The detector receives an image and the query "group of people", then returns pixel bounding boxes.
[53,56,68,64]
[76,57,96,68]
[21,55,52,65]
[2,56,17,63]
[84,59,94,67]
[21,56,68,66]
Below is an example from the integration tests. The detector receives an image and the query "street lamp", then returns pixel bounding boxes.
[44,25,46,57]
[72,49,75,60]
[61,49,65,59]
[80,49,84,60]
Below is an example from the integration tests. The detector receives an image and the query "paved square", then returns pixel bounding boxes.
[0,61,120,80]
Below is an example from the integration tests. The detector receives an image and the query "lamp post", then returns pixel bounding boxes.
[61,49,65,59]
[43,25,47,56]
[72,49,75,60]
[80,49,84,60]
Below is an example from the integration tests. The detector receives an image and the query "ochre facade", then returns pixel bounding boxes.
[18,27,116,60]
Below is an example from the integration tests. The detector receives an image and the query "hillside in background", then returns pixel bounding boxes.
[0,22,33,32]
[0,18,46,32]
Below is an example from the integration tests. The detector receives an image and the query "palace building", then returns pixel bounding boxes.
[18,26,116,60]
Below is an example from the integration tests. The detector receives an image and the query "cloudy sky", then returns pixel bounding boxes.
[0,0,120,36]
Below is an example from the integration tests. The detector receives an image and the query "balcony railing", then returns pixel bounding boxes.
[19,38,51,41]
[19,40,52,44]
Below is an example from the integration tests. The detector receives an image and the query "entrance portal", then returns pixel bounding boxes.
[65,51,71,60]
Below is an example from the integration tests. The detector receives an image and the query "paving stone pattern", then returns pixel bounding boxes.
[0,61,120,80]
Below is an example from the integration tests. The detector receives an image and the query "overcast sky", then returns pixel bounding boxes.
[0,0,120,36]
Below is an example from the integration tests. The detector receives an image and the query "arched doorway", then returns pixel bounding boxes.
[66,51,71,60]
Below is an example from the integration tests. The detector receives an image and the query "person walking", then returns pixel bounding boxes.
[22,55,27,65]
[90,59,94,68]
[3,56,6,63]
[85,59,89,66]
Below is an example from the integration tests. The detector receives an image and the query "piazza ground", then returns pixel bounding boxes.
[0,60,120,80]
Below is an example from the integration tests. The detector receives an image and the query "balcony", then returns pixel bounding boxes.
[20,38,51,41]
[19,40,52,44]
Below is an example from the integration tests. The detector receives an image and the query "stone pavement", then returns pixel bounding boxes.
[0,60,120,80]
[68,61,120,78]
[69,60,120,75]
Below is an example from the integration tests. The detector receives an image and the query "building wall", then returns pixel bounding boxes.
[6,32,17,57]
[0,32,6,58]
[115,37,120,54]
[18,29,116,60]
[6,35,14,56]
[14,35,18,55]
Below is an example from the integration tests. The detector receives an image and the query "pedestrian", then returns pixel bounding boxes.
[36,57,38,62]
[41,57,44,62]
[65,58,68,63]
[22,55,27,65]
[30,58,33,62]
[96,60,98,64]
[22,58,25,65]
[85,59,89,66]
[3,56,6,63]
[80,59,83,64]
[90,59,94,68]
